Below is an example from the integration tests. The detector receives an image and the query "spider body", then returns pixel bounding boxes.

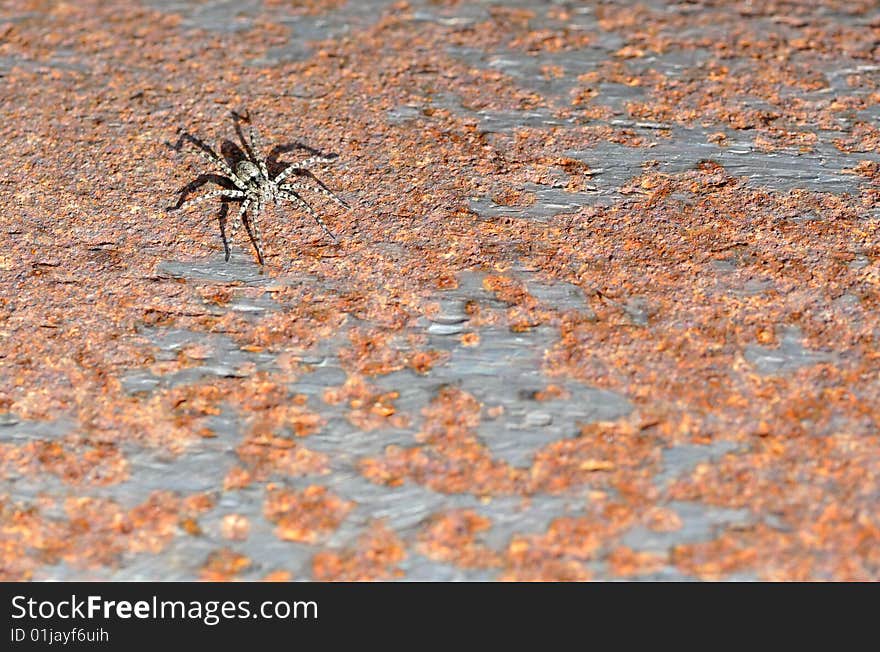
[236,160,262,185]
[175,114,348,265]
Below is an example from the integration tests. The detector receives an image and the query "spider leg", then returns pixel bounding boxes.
[180,189,246,210]
[169,173,229,210]
[277,167,349,207]
[248,123,270,180]
[279,181,349,209]
[278,189,338,243]
[293,153,339,169]
[179,132,246,189]
[247,198,266,266]
[274,154,337,184]
[225,198,251,261]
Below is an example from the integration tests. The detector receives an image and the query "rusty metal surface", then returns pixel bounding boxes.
[1,0,879,580]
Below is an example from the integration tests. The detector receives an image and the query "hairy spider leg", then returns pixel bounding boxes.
[225,198,251,260]
[278,189,338,243]
[279,181,349,209]
[275,165,348,206]
[274,154,338,184]
[180,188,245,210]
[248,123,269,180]
[249,197,266,265]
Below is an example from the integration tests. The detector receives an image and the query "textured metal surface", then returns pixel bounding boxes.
[1,0,879,580]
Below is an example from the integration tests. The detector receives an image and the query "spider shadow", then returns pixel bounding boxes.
[180,110,340,183]
[166,173,237,211]
[266,141,332,178]
[266,141,348,212]
[230,109,259,163]
[234,132,346,208]
[166,128,246,208]
[217,200,231,261]
[232,107,335,174]
[219,139,249,169]
[167,128,247,177]
[166,130,230,194]
[168,129,221,163]
[218,200,264,267]
[170,116,338,169]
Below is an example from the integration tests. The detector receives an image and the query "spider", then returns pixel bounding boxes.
[173,112,348,265]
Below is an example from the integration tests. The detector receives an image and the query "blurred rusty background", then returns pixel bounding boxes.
[1,0,879,580]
